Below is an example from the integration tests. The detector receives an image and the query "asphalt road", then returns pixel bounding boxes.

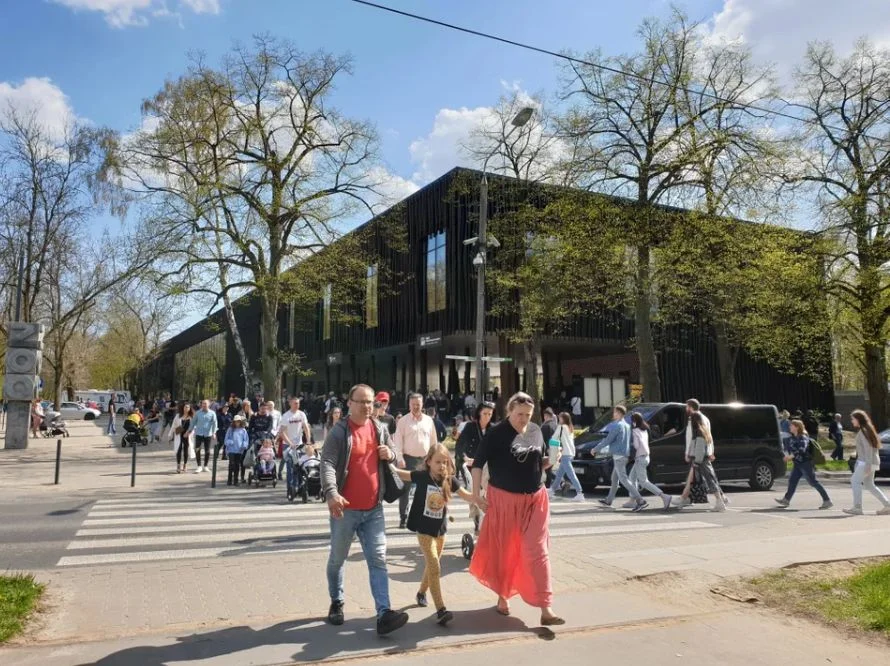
[4,474,881,572]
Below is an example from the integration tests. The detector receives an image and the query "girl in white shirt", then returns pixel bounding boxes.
[630,413,672,510]
[547,412,586,502]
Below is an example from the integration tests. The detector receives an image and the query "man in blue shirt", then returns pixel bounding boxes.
[187,400,218,473]
[593,405,646,511]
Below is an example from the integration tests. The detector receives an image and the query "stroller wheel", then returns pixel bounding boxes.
[461,533,475,560]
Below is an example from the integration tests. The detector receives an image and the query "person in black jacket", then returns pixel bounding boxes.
[454,401,495,534]
[804,410,820,441]
[215,403,233,463]
[828,413,844,461]
[427,408,448,443]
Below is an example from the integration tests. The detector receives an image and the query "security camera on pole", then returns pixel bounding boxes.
[467,107,534,404]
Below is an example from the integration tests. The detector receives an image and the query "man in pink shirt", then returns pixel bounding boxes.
[392,392,438,528]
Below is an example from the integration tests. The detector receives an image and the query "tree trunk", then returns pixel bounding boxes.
[714,320,739,402]
[523,336,541,423]
[219,262,255,398]
[864,340,889,430]
[634,244,662,402]
[259,296,280,403]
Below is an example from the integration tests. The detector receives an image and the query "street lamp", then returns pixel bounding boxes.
[473,106,535,404]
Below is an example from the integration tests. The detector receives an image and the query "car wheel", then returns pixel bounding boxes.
[84,413,96,421]
[749,459,775,490]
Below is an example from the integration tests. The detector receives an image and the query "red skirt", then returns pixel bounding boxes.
[468,484,552,608]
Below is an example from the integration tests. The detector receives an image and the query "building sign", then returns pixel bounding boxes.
[630,384,644,399]
[327,352,343,366]
[418,331,443,349]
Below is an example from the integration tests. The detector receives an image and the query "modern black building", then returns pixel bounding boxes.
[141,167,833,416]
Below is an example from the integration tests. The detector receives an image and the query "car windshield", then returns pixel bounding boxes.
[587,405,661,434]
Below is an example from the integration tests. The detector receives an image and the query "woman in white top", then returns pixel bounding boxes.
[630,413,672,511]
[844,409,890,515]
[170,402,195,473]
[547,412,585,502]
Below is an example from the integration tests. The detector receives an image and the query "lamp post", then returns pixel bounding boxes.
[472,107,535,404]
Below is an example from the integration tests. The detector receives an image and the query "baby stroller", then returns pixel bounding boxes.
[247,434,277,488]
[460,463,484,560]
[41,411,69,438]
[121,418,148,447]
[286,443,322,503]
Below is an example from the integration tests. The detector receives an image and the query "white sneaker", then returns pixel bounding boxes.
[843,507,863,516]
[676,496,692,507]
[203,466,209,472]
[547,490,557,499]
[661,494,673,510]
[193,468,201,474]
[572,493,586,502]
[621,500,636,509]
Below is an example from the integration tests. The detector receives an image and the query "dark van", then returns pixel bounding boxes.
[571,402,785,491]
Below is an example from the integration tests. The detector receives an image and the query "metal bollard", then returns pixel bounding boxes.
[130,436,137,487]
[54,439,62,484]
[211,444,218,488]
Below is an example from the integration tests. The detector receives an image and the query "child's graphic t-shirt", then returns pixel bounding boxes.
[407,470,460,537]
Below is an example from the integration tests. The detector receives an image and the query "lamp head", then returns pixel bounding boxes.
[472,252,484,267]
[511,107,535,127]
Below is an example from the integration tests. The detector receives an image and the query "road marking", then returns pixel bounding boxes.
[76,512,673,537]
[57,521,718,567]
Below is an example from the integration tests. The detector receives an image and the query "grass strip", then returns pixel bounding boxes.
[0,573,45,643]
[749,560,890,637]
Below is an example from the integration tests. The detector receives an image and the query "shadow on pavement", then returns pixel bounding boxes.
[76,610,552,666]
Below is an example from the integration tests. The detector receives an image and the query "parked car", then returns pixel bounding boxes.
[55,401,101,421]
[847,429,890,477]
[572,402,786,491]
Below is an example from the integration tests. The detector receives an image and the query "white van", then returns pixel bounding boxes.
[73,390,132,414]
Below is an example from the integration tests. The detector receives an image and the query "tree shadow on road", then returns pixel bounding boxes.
[77,609,553,666]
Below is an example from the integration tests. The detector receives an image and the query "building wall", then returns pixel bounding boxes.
[144,168,834,412]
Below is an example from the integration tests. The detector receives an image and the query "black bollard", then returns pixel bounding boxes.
[211,444,218,488]
[54,439,62,485]
[130,436,137,487]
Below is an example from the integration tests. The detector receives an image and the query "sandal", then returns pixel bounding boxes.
[495,601,510,616]
[541,615,565,626]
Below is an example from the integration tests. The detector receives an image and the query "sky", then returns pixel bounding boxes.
[3,0,890,333]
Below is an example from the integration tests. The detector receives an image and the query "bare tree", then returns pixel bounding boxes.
[117,36,384,400]
[791,39,890,427]
[558,10,722,401]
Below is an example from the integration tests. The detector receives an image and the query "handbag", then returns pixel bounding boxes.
[382,462,404,503]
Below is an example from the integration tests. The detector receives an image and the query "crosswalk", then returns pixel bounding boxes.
[56,491,722,568]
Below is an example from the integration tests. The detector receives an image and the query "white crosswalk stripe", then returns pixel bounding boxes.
[56,493,721,567]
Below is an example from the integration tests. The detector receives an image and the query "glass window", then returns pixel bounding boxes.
[366,265,378,329]
[323,284,332,341]
[426,231,446,312]
[173,332,227,400]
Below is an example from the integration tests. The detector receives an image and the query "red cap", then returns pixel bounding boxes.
[375,391,390,403]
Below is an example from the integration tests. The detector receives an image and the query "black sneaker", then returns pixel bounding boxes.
[399,518,406,529]
[327,601,344,626]
[436,608,454,626]
[416,592,428,607]
[376,609,409,635]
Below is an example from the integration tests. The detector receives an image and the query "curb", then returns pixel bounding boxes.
[817,471,852,479]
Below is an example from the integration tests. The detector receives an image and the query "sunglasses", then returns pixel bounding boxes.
[481,401,495,409]
[511,396,534,405]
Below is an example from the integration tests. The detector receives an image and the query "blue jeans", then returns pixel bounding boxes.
[785,460,830,502]
[327,504,390,618]
[106,418,116,435]
[551,455,583,494]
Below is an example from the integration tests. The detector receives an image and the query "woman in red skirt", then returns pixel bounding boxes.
[469,391,564,626]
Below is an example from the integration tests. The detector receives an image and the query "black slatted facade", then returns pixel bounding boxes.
[141,167,833,413]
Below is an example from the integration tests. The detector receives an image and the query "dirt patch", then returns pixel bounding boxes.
[729,557,890,646]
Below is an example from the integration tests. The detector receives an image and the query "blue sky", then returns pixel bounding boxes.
[3,0,890,335]
[3,0,889,207]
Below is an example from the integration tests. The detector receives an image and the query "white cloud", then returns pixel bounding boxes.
[49,0,220,28]
[366,166,420,214]
[705,0,890,74]
[408,105,492,184]
[0,77,78,141]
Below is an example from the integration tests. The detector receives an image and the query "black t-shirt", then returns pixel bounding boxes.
[473,420,546,494]
[407,470,461,537]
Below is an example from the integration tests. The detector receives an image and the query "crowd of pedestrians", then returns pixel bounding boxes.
[114,383,889,636]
